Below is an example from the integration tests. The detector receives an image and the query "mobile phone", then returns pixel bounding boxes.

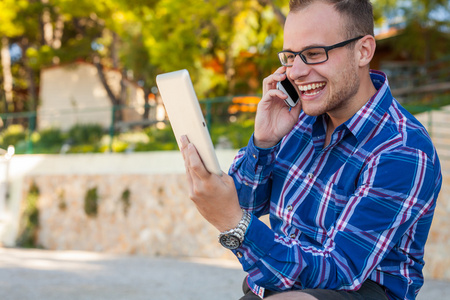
[277,76,299,107]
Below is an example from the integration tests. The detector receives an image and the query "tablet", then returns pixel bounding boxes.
[156,69,222,176]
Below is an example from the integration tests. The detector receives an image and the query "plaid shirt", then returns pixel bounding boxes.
[228,71,442,300]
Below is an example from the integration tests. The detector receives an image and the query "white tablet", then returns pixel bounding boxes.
[156,69,222,176]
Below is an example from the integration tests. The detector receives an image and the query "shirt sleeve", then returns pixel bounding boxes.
[228,134,280,217]
[229,146,440,292]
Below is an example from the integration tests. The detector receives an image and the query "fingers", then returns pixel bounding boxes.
[180,135,211,181]
[262,66,287,95]
[180,136,194,194]
[264,88,289,101]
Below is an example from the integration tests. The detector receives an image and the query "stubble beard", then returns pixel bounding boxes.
[301,58,360,118]
[326,62,360,116]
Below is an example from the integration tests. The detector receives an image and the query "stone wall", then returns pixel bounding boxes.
[416,109,450,280]
[25,173,235,259]
[2,151,239,260]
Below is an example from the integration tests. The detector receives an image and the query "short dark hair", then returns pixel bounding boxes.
[289,0,374,38]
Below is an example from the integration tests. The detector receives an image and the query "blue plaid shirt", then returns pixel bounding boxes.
[228,71,442,300]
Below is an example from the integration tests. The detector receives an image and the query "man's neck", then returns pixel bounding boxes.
[327,71,377,131]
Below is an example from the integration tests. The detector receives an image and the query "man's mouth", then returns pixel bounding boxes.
[297,82,326,96]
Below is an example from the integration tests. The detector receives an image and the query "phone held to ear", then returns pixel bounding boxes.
[276,76,299,108]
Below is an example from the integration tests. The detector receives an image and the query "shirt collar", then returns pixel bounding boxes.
[342,70,394,143]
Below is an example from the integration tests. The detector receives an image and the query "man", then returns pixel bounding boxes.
[180,0,442,299]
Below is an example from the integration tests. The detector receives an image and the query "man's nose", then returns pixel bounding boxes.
[288,55,312,81]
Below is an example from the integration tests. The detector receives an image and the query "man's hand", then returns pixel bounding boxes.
[180,135,243,232]
[254,66,302,148]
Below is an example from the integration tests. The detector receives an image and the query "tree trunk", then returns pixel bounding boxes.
[52,11,64,50]
[94,58,123,122]
[1,36,13,114]
[111,31,120,69]
[19,37,38,130]
[110,31,128,122]
[40,0,64,52]
[143,89,151,122]
[40,0,53,46]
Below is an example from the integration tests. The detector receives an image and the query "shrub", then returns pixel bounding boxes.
[0,124,27,148]
[141,125,178,151]
[37,127,66,148]
[16,182,40,248]
[68,124,104,145]
[121,188,131,215]
[210,115,254,149]
[84,187,99,217]
[68,144,99,153]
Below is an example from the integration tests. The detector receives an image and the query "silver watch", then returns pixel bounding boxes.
[218,210,251,250]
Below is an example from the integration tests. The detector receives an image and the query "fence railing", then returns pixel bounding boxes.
[1,98,450,159]
[382,55,450,102]
[0,97,258,154]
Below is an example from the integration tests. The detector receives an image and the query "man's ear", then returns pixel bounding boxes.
[357,35,376,68]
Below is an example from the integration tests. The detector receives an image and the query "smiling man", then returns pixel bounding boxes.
[180,0,442,299]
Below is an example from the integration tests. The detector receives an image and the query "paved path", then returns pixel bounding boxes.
[1,247,449,300]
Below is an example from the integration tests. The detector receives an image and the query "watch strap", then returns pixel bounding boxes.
[218,210,251,249]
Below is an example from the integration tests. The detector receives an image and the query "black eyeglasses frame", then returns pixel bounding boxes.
[278,35,365,67]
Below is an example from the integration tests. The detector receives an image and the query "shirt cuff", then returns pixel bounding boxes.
[246,134,280,167]
[232,214,276,271]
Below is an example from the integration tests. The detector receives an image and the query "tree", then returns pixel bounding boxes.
[0,0,27,116]
[2,0,446,126]
[141,0,286,98]
[373,0,450,62]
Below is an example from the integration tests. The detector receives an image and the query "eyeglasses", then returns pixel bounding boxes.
[278,36,364,67]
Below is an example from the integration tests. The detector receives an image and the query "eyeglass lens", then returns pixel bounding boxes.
[280,48,328,66]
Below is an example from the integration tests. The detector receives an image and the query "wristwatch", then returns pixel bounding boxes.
[218,210,251,250]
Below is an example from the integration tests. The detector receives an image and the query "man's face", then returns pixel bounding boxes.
[283,2,360,120]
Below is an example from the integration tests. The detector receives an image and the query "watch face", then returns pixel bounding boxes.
[219,234,241,250]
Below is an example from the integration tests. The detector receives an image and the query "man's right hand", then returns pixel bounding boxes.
[254,67,302,149]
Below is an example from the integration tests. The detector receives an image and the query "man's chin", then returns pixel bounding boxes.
[301,104,323,117]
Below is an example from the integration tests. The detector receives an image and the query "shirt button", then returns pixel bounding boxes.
[290,234,296,239]
[307,173,314,179]
[236,252,243,258]
[244,181,249,186]
[252,154,257,159]
[287,205,293,211]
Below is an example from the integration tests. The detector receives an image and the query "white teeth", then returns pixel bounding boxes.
[305,89,320,96]
[298,82,325,92]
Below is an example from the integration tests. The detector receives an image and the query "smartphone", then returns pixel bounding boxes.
[277,76,299,107]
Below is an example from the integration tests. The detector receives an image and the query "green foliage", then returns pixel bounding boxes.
[16,181,40,248]
[0,0,27,37]
[58,189,67,211]
[210,115,255,149]
[36,127,65,148]
[1,0,449,122]
[373,0,450,61]
[0,125,27,149]
[0,111,257,153]
[84,187,99,217]
[136,125,178,151]
[404,94,450,115]
[121,188,131,215]
[68,144,99,153]
[68,124,104,145]
[107,139,129,153]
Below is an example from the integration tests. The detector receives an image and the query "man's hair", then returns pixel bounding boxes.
[289,0,374,38]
